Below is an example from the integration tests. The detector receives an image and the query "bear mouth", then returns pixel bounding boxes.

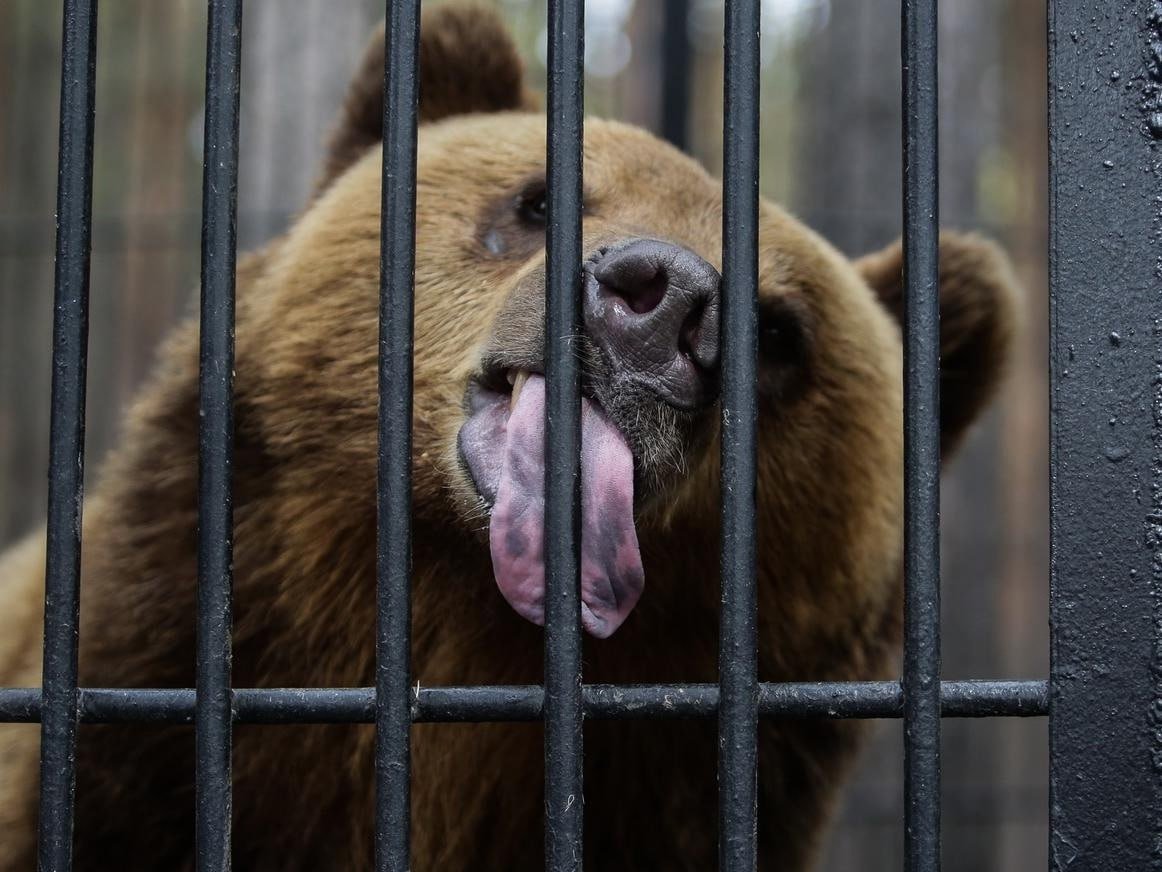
[458,367,645,638]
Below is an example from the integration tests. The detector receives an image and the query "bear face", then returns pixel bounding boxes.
[241,5,1010,645]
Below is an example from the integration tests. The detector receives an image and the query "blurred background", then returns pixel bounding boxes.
[0,1,1047,868]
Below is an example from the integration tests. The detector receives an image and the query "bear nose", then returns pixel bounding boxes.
[584,239,721,410]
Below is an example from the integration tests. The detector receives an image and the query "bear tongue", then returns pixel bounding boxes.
[489,374,645,638]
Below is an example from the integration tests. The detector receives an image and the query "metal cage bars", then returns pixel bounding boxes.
[36,2,97,869]
[718,0,762,868]
[543,1,586,869]
[4,0,1092,870]
[900,0,941,870]
[195,1,243,868]
[375,1,420,869]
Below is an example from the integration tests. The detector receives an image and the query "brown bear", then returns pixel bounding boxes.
[0,5,1018,870]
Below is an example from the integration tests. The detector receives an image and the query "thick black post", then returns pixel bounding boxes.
[544,0,585,869]
[1048,3,1162,869]
[375,1,420,870]
[718,0,760,869]
[195,1,243,869]
[901,0,941,870]
[37,2,98,869]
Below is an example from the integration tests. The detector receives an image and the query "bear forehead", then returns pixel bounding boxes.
[414,114,718,200]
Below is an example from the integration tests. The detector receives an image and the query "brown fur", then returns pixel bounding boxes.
[0,6,1018,870]
[314,4,538,201]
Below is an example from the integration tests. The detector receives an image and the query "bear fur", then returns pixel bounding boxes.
[0,5,1018,870]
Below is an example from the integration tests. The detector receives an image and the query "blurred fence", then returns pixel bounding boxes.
[0,1,1048,868]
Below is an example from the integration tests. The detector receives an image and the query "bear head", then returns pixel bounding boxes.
[240,3,1017,642]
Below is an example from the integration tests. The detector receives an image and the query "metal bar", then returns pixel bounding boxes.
[544,0,585,869]
[195,1,243,869]
[660,0,691,151]
[0,688,42,723]
[901,0,941,869]
[1048,3,1162,869]
[37,2,98,868]
[718,0,761,869]
[375,2,421,871]
[0,681,1050,725]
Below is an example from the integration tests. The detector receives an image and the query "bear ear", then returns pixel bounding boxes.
[314,4,535,197]
[854,232,1020,458]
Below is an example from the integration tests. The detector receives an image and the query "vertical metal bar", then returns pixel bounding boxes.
[195,1,242,869]
[718,0,760,869]
[661,0,691,151]
[901,0,941,869]
[544,0,585,869]
[1048,3,1162,869]
[37,2,97,869]
[374,1,419,870]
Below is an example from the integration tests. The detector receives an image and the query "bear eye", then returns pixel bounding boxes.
[516,187,548,225]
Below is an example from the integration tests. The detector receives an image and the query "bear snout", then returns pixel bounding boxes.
[584,238,721,412]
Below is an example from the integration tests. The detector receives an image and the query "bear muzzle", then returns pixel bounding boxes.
[584,238,721,412]
[457,237,722,638]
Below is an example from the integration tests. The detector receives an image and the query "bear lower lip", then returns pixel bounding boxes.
[457,382,510,506]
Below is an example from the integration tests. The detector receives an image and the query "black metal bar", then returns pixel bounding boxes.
[1048,3,1162,869]
[660,0,691,151]
[196,1,243,869]
[375,2,421,871]
[0,688,42,723]
[718,0,760,869]
[544,0,585,869]
[0,681,1049,725]
[415,685,542,722]
[37,2,98,869]
[901,0,941,869]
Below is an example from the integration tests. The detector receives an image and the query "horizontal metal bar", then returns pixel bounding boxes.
[0,681,1048,725]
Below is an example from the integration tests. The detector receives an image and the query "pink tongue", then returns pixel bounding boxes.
[489,375,644,638]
